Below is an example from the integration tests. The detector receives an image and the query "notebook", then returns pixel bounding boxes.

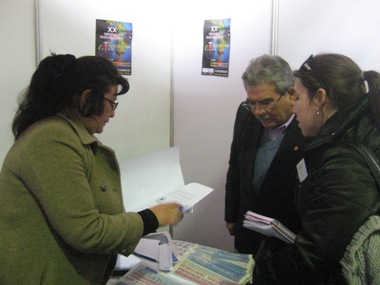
[243,211,296,244]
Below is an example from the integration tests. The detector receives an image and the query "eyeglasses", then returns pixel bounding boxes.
[242,95,282,112]
[299,55,328,92]
[104,98,119,111]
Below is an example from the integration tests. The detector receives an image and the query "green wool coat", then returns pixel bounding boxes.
[0,113,144,284]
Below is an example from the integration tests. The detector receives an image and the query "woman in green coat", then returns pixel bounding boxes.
[0,54,183,284]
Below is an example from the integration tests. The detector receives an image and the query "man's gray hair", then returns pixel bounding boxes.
[242,54,294,95]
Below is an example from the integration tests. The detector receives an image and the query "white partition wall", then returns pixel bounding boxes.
[278,0,380,71]
[39,0,175,161]
[171,1,273,251]
[0,0,36,163]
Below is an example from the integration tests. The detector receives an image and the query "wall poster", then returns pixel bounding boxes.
[201,18,231,77]
[96,19,133,75]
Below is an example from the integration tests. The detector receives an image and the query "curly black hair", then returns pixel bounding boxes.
[12,53,129,139]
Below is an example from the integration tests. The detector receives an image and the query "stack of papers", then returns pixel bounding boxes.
[112,240,255,285]
[133,232,179,271]
[243,211,296,244]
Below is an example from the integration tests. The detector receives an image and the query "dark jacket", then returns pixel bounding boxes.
[253,97,380,285]
[225,103,311,255]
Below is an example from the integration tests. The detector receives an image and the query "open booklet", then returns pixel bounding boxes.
[243,211,296,244]
[119,147,213,213]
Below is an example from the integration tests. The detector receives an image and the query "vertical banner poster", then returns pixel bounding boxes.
[96,19,133,75]
[202,18,231,77]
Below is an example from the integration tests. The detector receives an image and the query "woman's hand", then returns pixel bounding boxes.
[150,203,184,226]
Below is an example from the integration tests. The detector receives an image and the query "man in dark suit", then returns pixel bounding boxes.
[225,54,311,255]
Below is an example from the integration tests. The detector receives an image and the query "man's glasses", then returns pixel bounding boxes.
[104,98,119,111]
[242,95,282,112]
[299,55,328,93]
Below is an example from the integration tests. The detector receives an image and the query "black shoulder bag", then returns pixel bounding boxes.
[345,143,380,188]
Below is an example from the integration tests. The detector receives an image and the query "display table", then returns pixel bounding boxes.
[108,239,254,285]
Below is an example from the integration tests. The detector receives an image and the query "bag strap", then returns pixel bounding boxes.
[345,143,380,188]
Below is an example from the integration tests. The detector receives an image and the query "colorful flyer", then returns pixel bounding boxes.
[202,18,231,77]
[96,19,133,75]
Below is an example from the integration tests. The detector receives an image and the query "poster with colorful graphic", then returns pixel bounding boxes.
[201,18,231,77]
[96,19,133,75]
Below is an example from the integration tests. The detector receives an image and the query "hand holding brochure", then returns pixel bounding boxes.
[243,211,296,244]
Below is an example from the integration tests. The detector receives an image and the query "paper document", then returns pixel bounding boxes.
[119,147,213,212]
[135,232,179,262]
[243,211,296,244]
[119,147,185,212]
[133,232,178,271]
[137,183,213,213]
[134,239,160,261]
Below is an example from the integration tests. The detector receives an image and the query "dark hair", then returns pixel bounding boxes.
[242,54,294,95]
[12,53,129,139]
[294,53,380,126]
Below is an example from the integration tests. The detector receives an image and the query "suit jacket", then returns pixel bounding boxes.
[0,113,144,284]
[225,103,311,254]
